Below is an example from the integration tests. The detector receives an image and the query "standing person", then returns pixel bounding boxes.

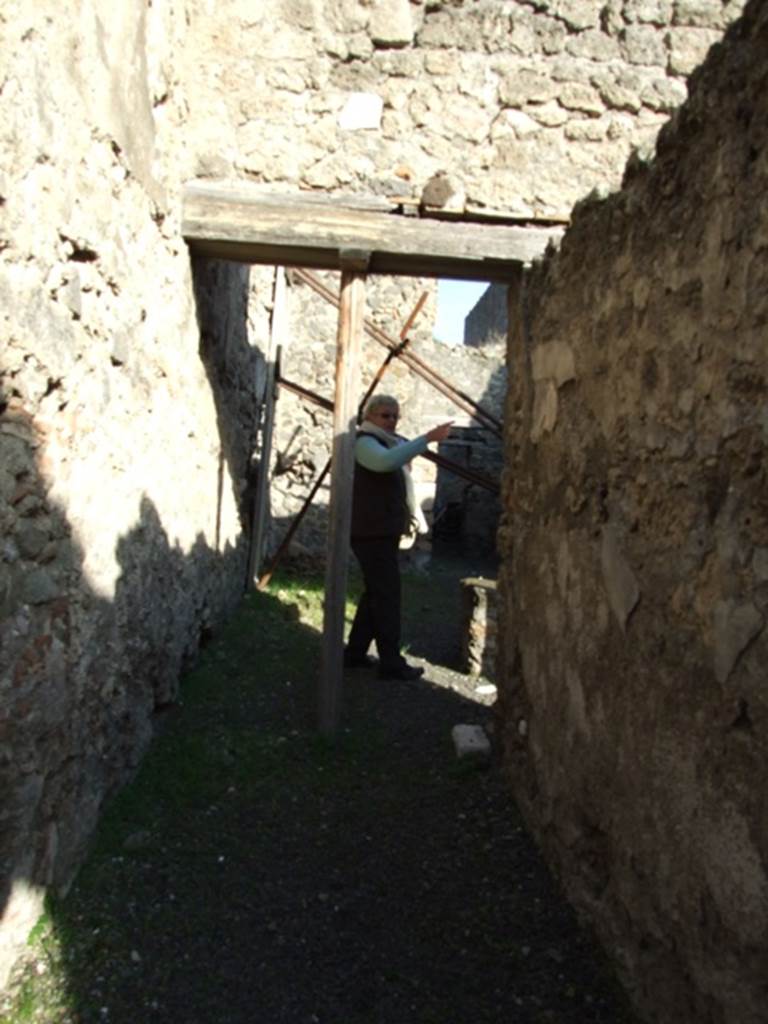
[345,394,453,680]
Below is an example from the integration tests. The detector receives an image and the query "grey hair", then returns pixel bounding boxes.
[363,394,399,418]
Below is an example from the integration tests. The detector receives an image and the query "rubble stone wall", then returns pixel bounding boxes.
[0,3,271,983]
[497,3,768,1021]
[186,0,745,218]
[0,0,747,992]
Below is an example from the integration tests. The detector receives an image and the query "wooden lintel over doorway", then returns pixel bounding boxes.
[182,181,564,281]
[181,181,556,737]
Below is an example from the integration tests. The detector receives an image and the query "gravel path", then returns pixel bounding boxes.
[2,563,638,1024]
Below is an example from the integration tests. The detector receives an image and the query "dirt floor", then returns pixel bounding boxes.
[1,556,639,1024]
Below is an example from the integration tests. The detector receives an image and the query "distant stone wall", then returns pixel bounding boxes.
[432,424,504,558]
[497,4,768,1021]
[464,284,509,348]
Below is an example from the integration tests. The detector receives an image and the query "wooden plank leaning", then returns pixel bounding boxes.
[357,290,428,421]
[248,266,286,590]
[256,458,331,593]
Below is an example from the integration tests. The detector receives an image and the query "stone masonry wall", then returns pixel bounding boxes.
[187,0,745,217]
[0,0,747,992]
[497,3,768,1021]
[0,3,271,984]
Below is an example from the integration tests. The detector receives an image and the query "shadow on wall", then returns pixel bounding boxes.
[190,255,266,575]
[1,434,246,983]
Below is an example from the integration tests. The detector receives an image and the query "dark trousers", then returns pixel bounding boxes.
[348,535,404,670]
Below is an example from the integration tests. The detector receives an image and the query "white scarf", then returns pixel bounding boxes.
[359,420,429,540]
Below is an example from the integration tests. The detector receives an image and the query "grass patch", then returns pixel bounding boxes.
[0,567,387,1024]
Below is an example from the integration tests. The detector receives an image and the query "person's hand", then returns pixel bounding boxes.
[425,421,454,444]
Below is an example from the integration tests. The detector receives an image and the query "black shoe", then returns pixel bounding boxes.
[378,662,424,681]
[343,651,377,669]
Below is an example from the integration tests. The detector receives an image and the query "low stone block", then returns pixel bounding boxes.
[452,724,491,760]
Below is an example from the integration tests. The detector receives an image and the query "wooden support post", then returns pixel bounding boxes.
[248,267,286,589]
[506,264,531,421]
[319,261,367,736]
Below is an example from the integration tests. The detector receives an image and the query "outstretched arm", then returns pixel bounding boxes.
[355,434,427,472]
[355,422,455,472]
[425,421,454,444]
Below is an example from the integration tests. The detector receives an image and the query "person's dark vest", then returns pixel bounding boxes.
[351,432,408,539]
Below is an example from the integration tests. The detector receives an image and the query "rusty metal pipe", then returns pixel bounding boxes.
[277,377,499,493]
[292,268,502,435]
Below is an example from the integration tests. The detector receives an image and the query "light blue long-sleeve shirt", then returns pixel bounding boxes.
[355,433,428,472]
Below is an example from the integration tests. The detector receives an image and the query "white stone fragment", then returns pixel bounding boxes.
[338,92,384,131]
[504,109,541,138]
[530,379,559,442]
[452,724,491,759]
[531,340,576,387]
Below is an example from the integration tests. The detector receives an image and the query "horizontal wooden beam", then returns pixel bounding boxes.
[182,182,563,281]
